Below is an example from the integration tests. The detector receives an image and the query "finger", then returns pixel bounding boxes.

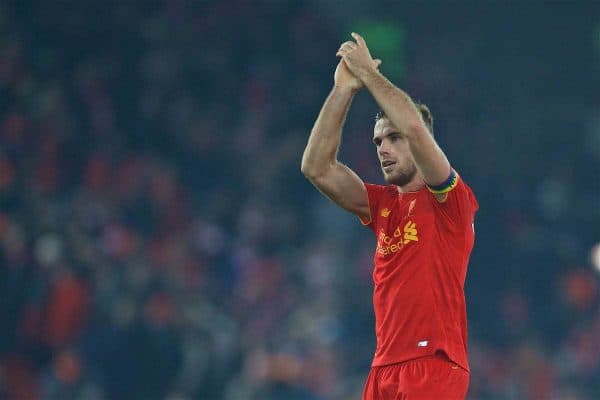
[351,32,366,46]
[338,41,356,52]
[337,42,357,56]
[341,55,353,65]
[337,46,349,54]
[339,45,355,55]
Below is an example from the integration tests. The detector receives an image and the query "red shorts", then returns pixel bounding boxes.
[362,352,470,400]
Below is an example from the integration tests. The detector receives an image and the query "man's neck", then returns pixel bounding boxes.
[397,176,425,193]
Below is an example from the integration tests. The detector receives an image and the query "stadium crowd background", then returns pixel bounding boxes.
[0,1,599,399]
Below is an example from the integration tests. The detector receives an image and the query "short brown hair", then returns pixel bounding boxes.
[375,102,434,136]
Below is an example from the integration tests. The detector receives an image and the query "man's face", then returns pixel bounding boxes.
[373,118,418,186]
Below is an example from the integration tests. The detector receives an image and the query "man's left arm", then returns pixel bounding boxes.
[338,33,452,201]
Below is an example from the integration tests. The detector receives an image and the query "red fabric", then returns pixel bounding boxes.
[362,353,470,400]
[359,176,478,371]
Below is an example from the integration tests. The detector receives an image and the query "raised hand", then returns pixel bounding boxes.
[333,59,359,92]
[336,32,378,82]
[334,57,381,92]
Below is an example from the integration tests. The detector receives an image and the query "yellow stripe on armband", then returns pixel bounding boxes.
[427,169,459,194]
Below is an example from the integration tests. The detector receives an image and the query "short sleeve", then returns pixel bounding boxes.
[431,175,479,231]
[359,183,388,232]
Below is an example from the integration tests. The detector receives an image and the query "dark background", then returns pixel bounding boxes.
[0,1,599,399]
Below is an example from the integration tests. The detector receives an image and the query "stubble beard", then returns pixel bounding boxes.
[384,163,418,187]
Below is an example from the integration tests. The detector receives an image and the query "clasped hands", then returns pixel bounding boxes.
[333,32,381,92]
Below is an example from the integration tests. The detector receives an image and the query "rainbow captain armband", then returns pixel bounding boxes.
[427,169,459,194]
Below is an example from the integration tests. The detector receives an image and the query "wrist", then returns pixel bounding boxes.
[358,67,380,86]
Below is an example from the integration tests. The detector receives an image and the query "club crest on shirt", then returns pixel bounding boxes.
[381,208,391,218]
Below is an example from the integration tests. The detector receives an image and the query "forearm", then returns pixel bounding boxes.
[361,69,424,137]
[301,86,355,177]
[361,69,451,185]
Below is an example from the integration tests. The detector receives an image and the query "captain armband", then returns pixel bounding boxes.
[427,169,459,194]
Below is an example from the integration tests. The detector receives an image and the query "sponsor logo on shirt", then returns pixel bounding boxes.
[376,220,419,256]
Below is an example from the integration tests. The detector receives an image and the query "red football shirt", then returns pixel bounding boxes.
[359,174,478,371]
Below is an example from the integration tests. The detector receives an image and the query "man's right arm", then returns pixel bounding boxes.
[301,84,370,222]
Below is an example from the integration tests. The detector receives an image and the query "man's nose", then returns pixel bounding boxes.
[378,141,390,156]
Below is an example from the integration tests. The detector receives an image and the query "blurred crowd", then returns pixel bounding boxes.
[0,1,599,399]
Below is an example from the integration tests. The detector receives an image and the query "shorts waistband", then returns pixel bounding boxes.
[374,351,468,373]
